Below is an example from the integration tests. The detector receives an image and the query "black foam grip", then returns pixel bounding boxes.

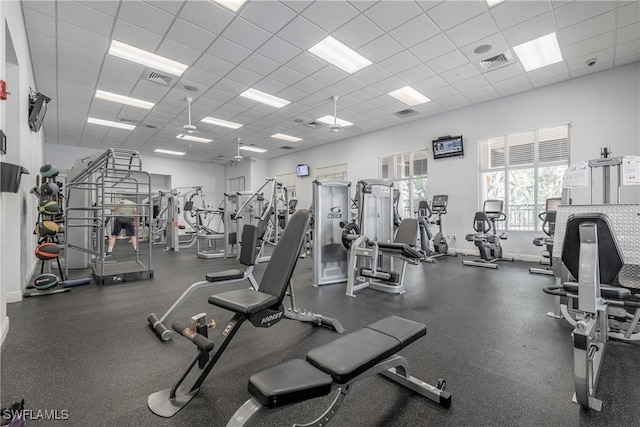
[148,313,173,341]
[172,321,214,352]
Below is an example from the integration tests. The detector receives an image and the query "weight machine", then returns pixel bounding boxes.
[529,197,561,275]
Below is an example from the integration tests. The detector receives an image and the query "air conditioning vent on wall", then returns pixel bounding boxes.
[146,71,172,86]
[479,53,513,71]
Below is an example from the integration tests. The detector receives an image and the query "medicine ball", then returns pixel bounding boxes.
[35,242,60,260]
[38,201,59,215]
[35,220,59,237]
[40,164,59,179]
[40,182,60,196]
[34,273,59,290]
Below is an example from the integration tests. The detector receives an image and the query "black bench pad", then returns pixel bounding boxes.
[208,289,278,315]
[307,316,426,384]
[248,359,332,409]
[562,283,631,300]
[205,269,244,282]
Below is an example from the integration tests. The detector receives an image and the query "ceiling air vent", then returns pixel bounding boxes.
[146,71,172,86]
[479,53,512,71]
[280,146,293,150]
[394,108,419,119]
[118,118,139,124]
[304,121,326,129]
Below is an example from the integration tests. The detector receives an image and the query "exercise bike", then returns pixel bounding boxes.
[462,199,513,269]
[529,197,561,275]
[417,195,455,262]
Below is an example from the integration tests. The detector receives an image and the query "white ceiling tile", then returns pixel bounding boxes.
[167,19,218,52]
[617,24,640,45]
[292,77,325,94]
[446,13,499,48]
[302,1,360,33]
[32,50,56,72]
[157,38,201,66]
[555,1,616,29]
[130,80,172,103]
[59,57,100,83]
[23,7,56,37]
[333,15,385,49]
[615,40,640,59]
[352,64,391,85]
[363,1,422,32]
[359,35,405,62]
[618,2,640,28]
[277,16,328,50]
[451,74,490,92]
[112,19,164,53]
[330,76,367,95]
[347,0,377,13]
[396,64,435,84]
[372,75,407,94]
[379,50,422,75]
[438,93,472,110]
[117,1,175,36]
[227,67,264,87]
[426,50,469,74]
[58,21,110,52]
[310,66,349,86]
[502,12,557,47]
[269,66,306,86]
[255,77,289,94]
[22,1,56,17]
[79,1,120,15]
[240,53,281,76]
[27,31,56,53]
[257,37,302,64]
[222,17,272,51]
[388,14,441,49]
[490,1,552,30]
[182,67,222,88]
[194,54,235,78]
[559,11,616,45]
[281,0,313,13]
[214,78,248,95]
[491,75,533,96]
[564,31,615,60]
[57,2,115,36]
[532,74,567,89]
[350,86,384,102]
[95,76,137,98]
[277,86,308,103]
[615,52,640,66]
[440,63,481,84]
[526,61,569,83]
[412,75,449,93]
[241,0,297,33]
[58,40,104,68]
[179,1,235,34]
[426,1,487,31]
[426,84,457,100]
[144,1,186,15]
[409,34,456,63]
[287,52,327,76]
[102,55,145,79]
[483,63,524,83]
[207,37,253,65]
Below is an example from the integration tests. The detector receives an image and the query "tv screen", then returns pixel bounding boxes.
[432,135,464,160]
[28,92,51,133]
[296,164,310,177]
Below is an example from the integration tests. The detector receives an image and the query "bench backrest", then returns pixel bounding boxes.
[238,224,259,267]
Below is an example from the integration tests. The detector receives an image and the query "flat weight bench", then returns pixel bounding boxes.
[227,316,451,427]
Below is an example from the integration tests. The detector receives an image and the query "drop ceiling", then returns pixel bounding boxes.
[21,0,640,163]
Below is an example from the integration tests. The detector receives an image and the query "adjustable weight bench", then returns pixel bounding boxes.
[227,316,451,427]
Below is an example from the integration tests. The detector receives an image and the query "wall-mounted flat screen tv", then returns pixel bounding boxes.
[296,164,310,177]
[28,92,51,133]
[432,135,463,160]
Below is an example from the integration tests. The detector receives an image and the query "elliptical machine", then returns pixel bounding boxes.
[529,197,561,275]
[417,195,455,261]
[463,199,514,269]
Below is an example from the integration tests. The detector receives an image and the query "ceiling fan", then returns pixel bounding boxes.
[233,137,243,162]
[329,95,342,133]
[182,96,198,134]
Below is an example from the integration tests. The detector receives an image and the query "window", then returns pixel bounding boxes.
[379,150,429,219]
[227,176,245,192]
[479,123,569,231]
[315,163,347,181]
[277,172,296,199]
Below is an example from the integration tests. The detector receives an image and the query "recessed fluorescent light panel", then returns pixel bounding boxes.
[239,146,267,153]
[211,0,246,12]
[155,149,186,156]
[316,115,354,127]
[271,133,303,142]
[95,90,154,110]
[239,88,290,108]
[176,134,211,143]
[201,116,243,129]
[486,0,505,7]
[87,117,135,130]
[388,86,431,107]
[513,32,563,72]
[308,36,372,74]
[108,40,188,76]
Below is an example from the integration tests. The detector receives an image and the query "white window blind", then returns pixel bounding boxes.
[315,163,347,180]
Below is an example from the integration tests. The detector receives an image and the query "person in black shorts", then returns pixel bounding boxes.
[106,199,140,256]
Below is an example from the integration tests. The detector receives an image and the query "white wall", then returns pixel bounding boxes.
[1,1,47,344]
[267,63,640,259]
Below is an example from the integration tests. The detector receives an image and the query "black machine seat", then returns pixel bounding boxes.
[248,359,333,409]
[377,242,423,259]
[561,213,624,285]
[376,219,422,260]
[247,316,426,408]
[205,269,244,282]
[472,211,492,234]
[562,283,631,300]
[205,223,260,283]
[208,290,278,315]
